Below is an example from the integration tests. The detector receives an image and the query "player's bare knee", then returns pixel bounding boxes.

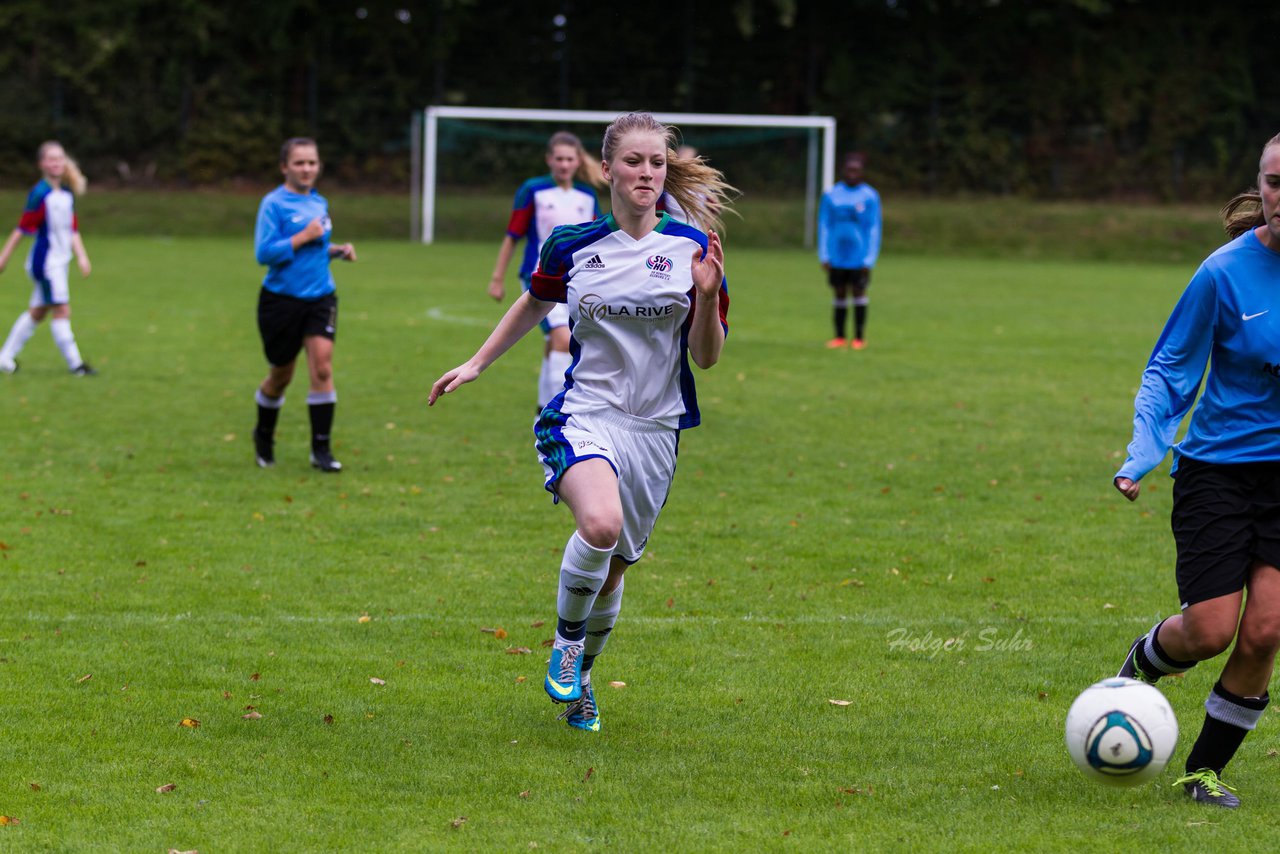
[576,515,622,551]
[1183,626,1236,661]
[1237,615,1280,661]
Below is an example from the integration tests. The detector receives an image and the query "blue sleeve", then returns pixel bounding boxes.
[255,195,294,267]
[863,191,881,268]
[817,192,832,264]
[1116,266,1217,482]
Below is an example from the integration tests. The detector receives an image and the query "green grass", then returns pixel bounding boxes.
[2,227,1276,851]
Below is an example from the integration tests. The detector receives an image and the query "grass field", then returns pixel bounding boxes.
[1,205,1276,850]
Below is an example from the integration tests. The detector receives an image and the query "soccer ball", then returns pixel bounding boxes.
[1065,677,1178,787]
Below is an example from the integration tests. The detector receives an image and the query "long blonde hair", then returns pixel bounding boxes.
[547,131,605,188]
[38,141,87,195]
[1221,131,1280,238]
[601,112,738,232]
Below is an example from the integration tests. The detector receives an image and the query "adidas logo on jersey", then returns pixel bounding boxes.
[583,254,606,270]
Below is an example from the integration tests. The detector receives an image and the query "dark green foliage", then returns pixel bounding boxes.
[0,0,1277,198]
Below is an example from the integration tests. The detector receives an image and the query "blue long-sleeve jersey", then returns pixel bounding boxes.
[1118,229,1280,482]
[255,185,335,300]
[818,181,881,269]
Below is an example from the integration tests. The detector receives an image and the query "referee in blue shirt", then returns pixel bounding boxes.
[1115,131,1280,808]
[252,138,356,472]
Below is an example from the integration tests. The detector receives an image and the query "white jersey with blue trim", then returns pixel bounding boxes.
[530,213,729,430]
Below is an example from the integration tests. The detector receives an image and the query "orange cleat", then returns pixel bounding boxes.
[851,339,866,350]
[825,337,848,349]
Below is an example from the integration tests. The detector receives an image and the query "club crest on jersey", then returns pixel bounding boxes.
[646,254,673,280]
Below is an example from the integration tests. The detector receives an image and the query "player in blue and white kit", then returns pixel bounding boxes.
[0,141,95,376]
[487,132,604,409]
[251,138,356,473]
[818,152,881,350]
[431,113,734,732]
[1114,131,1280,808]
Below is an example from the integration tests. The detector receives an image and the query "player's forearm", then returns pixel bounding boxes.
[688,292,726,369]
[469,291,552,372]
[491,236,517,280]
[0,228,24,267]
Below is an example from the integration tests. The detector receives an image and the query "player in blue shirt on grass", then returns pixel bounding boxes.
[252,138,356,473]
[818,152,880,350]
[1115,131,1280,808]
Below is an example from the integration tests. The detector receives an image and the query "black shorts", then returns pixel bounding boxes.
[257,288,338,367]
[828,267,870,289]
[1170,456,1280,608]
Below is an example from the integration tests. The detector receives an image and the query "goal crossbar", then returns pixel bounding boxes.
[415,106,837,245]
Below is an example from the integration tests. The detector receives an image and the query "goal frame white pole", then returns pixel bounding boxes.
[419,105,837,246]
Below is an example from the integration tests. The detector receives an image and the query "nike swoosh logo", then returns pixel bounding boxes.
[1243,310,1270,321]
[546,679,574,697]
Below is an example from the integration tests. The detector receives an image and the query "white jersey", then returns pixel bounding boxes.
[530,213,729,430]
[18,179,77,277]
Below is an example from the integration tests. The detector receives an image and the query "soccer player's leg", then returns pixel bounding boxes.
[851,269,870,349]
[303,294,341,473]
[255,289,303,468]
[547,457,621,704]
[538,309,573,410]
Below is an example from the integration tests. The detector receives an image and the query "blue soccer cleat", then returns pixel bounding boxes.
[559,681,600,732]
[1174,769,1240,809]
[544,643,583,703]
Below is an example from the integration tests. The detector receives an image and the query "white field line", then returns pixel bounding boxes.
[425,306,495,327]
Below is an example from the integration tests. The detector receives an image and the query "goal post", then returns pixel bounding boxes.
[416,105,837,246]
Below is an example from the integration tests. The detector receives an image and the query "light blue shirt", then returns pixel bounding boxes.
[255,185,335,300]
[1118,229,1280,482]
[818,181,881,269]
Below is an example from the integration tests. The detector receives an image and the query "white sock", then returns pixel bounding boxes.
[582,578,624,680]
[554,531,614,647]
[49,318,83,368]
[0,313,38,362]
[539,349,573,409]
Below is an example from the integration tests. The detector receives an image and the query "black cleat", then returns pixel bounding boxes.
[253,429,275,468]
[1175,769,1240,809]
[1118,636,1159,684]
[70,362,97,376]
[310,448,343,473]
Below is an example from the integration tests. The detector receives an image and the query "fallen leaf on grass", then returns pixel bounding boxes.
[505,647,532,655]
[450,816,468,829]
[480,627,497,634]
[519,790,530,799]
[0,815,18,825]
[540,638,554,648]
[515,676,526,683]
[167,849,198,854]
[358,615,371,624]
[530,620,545,628]
[76,673,92,684]
[323,714,335,725]
[495,628,509,640]
[29,783,40,791]
[179,718,200,728]
[827,699,852,707]
[156,783,177,793]
[370,677,386,685]
[583,767,594,783]
[242,711,262,720]
[608,681,626,689]
[665,598,674,609]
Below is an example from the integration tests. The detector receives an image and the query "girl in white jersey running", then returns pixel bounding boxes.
[0,141,95,376]
[487,131,605,410]
[430,112,735,732]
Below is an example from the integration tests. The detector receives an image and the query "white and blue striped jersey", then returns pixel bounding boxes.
[1118,229,1280,482]
[529,213,729,429]
[18,180,77,279]
[254,185,335,300]
[818,181,881,269]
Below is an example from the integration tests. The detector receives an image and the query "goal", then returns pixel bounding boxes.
[412,106,837,246]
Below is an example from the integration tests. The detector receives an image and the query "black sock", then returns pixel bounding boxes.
[256,392,282,438]
[1185,681,1269,776]
[309,401,335,452]
[833,306,848,339]
[854,305,868,340]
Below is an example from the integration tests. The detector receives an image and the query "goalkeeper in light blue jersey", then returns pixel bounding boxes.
[1113,130,1280,809]
[818,152,880,349]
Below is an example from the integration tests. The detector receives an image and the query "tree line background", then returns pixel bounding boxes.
[2,0,1276,201]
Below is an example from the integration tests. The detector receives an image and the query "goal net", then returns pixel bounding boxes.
[413,106,836,247]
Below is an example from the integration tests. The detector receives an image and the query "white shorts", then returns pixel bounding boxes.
[26,263,70,307]
[535,407,679,564]
[544,301,570,331]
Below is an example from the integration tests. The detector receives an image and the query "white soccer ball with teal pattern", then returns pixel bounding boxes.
[1065,677,1178,787]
